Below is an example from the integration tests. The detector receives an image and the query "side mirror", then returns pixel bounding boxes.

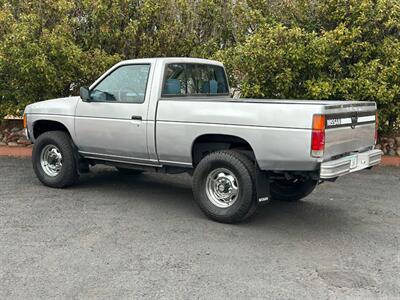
[80,86,91,102]
[230,87,241,99]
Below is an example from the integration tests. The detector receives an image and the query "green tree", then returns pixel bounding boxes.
[0,0,399,132]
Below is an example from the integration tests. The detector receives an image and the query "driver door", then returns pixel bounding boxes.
[74,63,153,164]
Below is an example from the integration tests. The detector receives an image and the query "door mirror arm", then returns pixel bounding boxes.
[80,86,91,102]
[230,87,241,99]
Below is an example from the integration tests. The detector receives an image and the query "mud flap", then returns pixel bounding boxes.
[71,142,89,174]
[256,168,270,203]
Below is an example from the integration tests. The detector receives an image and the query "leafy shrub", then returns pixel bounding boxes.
[0,0,399,132]
[217,0,400,133]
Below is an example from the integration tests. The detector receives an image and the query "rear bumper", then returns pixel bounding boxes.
[320,149,382,179]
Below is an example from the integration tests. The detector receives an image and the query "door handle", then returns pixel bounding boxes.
[131,115,142,121]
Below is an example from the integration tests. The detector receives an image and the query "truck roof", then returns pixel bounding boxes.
[115,57,224,67]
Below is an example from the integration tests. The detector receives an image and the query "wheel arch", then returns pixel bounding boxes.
[32,119,73,141]
[191,133,256,166]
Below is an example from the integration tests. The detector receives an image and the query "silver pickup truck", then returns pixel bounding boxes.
[24,57,382,223]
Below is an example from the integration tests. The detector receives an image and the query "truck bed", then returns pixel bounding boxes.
[155,97,376,171]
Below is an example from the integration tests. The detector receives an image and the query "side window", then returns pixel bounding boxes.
[91,64,150,103]
[162,63,229,97]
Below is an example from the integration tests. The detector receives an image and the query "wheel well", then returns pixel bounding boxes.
[33,120,70,139]
[192,134,255,166]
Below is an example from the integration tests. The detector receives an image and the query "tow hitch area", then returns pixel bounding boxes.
[320,149,382,179]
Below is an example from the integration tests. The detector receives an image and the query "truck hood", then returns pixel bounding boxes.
[24,96,80,116]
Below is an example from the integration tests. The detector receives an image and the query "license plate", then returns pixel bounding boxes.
[349,155,358,169]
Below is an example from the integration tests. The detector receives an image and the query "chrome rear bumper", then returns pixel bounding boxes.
[320,149,382,179]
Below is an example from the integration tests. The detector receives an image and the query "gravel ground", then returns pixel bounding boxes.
[0,157,399,299]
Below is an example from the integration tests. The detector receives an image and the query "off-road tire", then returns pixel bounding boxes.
[32,131,79,188]
[192,150,258,223]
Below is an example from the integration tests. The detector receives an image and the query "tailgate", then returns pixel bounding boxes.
[323,103,376,159]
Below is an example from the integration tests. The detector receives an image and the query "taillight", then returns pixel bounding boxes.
[311,114,325,158]
[23,113,27,128]
[375,111,378,145]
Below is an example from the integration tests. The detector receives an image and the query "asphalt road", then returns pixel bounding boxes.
[0,157,399,299]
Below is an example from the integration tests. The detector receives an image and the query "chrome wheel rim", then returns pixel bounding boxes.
[206,168,239,208]
[40,145,62,177]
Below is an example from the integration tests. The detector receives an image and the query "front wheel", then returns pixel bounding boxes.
[32,131,79,188]
[192,150,258,223]
[270,178,318,202]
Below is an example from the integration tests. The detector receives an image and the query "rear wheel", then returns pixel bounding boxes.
[192,150,258,223]
[270,178,318,202]
[32,131,79,188]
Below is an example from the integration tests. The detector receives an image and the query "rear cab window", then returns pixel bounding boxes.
[162,63,229,97]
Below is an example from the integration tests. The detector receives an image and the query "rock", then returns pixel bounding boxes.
[397,147,400,157]
[375,144,381,150]
[382,147,388,155]
[6,135,19,143]
[388,149,396,156]
[17,129,26,137]
[7,142,19,147]
[10,127,22,133]
[0,133,3,140]
[0,142,7,146]
[395,137,400,145]
[17,137,31,145]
